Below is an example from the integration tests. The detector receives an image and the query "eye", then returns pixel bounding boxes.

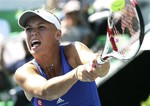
[38,26,45,30]
[25,27,32,33]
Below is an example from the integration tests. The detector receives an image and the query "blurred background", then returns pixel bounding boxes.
[0,0,150,106]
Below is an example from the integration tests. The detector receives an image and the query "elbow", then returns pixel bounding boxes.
[41,83,64,101]
[41,87,59,101]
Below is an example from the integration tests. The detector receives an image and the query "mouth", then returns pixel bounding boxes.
[31,39,41,49]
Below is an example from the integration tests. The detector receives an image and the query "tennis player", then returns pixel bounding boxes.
[14,7,110,106]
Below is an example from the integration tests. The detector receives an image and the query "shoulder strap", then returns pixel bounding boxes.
[32,59,48,79]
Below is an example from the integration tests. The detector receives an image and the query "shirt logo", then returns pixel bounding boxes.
[37,99,44,106]
[57,98,65,104]
[56,98,69,106]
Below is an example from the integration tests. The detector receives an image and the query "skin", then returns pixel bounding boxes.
[14,16,110,101]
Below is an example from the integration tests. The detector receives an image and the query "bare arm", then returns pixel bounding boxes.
[72,41,110,80]
[14,63,78,101]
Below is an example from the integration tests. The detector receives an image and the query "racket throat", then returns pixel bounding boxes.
[107,28,118,52]
[97,56,110,64]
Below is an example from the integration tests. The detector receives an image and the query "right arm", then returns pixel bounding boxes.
[14,63,78,101]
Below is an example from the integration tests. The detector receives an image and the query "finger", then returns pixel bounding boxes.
[91,59,97,68]
[77,65,93,82]
[86,63,100,78]
[85,69,98,81]
[88,68,99,78]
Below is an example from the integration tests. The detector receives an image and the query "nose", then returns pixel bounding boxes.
[31,28,39,36]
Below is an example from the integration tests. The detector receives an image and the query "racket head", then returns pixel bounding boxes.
[101,0,145,61]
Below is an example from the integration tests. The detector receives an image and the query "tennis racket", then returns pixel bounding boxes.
[97,0,145,64]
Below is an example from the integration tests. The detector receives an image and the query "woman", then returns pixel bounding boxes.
[14,8,110,106]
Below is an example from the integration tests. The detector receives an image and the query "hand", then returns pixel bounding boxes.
[91,58,110,77]
[75,59,110,82]
[75,64,98,82]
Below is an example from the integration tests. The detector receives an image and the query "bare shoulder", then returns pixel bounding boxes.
[64,41,92,53]
[62,42,80,67]
[63,41,95,66]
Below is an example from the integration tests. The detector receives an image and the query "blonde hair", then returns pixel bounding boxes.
[38,4,61,25]
[42,5,56,14]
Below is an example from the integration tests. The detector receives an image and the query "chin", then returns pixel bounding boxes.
[30,50,35,55]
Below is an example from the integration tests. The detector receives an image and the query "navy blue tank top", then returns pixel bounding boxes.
[31,46,101,106]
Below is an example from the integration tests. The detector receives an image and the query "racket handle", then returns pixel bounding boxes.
[91,58,104,68]
[97,58,105,64]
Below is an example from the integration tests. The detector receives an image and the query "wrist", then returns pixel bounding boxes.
[74,67,79,80]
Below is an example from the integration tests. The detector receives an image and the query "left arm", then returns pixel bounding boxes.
[66,41,110,82]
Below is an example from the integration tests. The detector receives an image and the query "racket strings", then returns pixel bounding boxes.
[113,2,138,36]
[112,25,140,56]
[101,0,144,60]
[108,0,141,57]
[121,3,138,36]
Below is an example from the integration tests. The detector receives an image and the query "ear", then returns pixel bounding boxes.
[55,30,62,40]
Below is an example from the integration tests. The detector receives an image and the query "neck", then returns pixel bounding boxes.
[42,55,61,79]
[34,47,61,78]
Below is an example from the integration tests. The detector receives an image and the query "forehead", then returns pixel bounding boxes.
[25,16,57,30]
[25,16,48,25]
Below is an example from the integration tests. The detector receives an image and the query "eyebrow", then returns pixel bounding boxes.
[25,21,47,28]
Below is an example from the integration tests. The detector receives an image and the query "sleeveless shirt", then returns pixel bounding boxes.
[31,46,101,106]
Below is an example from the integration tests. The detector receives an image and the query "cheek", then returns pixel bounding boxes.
[24,38,30,49]
[26,41,30,50]
[44,31,55,40]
